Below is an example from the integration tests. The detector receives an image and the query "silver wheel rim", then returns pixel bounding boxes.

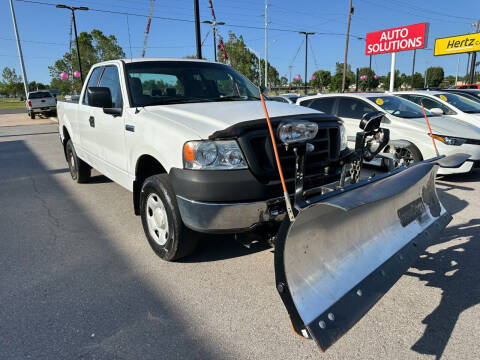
[146,193,169,246]
[68,148,77,177]
[393,147,416,167]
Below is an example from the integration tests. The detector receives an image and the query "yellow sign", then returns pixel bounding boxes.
[439,95,447,101]
[434,32,480,56]
[376,98,384,105]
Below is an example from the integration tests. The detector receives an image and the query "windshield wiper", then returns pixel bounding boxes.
[213,95,259,102]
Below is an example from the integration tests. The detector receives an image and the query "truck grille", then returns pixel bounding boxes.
[237,120,341,182]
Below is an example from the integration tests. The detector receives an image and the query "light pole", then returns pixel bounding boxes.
[202,20,225,61]
[299,32,314,94]
[56,4,88,85]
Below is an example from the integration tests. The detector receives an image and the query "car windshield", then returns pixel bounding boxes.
[367,95,433,118]
[28,91,52,99]
[125,61,260,107]
[435,93,480,113]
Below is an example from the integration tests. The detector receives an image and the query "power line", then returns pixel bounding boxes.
[15,0,366,38]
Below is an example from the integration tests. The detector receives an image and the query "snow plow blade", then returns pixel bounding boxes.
[274,161,451,351]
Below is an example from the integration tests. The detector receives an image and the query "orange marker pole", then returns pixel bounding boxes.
[420,102,440,157]
[260,92,295,221]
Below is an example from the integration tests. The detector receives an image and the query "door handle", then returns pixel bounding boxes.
[89,116,95,128]
[125,124,135,132]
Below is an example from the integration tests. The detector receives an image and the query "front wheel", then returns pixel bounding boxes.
[387,143,423,169]
[140,174,199,261]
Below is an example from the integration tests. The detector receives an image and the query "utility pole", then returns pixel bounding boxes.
[455,56,460,86]
[202,20,225,61]
[194,0,202,59]
[342,0,353,92]
[264,0,268,88]
[299,31,314,94]
[56,4,88,85]
[469,20,479,84]
[289,65,292,85]
[411,49,416,89]
[9,0,28,96]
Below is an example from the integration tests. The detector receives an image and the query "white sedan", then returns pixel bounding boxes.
[394,90,480,127]
[297,92,480,174]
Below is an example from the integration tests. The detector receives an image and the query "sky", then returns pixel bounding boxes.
[1,0,479,85]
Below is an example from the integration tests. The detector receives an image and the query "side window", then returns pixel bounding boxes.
[308,98,336,114]
[83,67,103,105]
[412,95,453,115]
[99,66,123,108]
[337,97,375,119]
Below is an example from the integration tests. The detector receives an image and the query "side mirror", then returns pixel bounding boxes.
[359,111,385,132]
[259,85,267,94]
[87,87,112,108]
[430,108,444,115]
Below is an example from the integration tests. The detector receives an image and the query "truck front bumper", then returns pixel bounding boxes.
[176,195,285,233]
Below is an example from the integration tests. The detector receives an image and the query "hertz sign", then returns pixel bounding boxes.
[434,33,480,56]
[365,23,429,55]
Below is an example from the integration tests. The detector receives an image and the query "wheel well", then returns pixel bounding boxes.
[133,155,167,215]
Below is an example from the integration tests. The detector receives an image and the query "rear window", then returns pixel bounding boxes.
[28,92,52,99]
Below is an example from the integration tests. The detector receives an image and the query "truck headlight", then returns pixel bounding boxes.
[183,140,248,170]
[432,135,466,146]
[277,120,318,145]
[339,123,348,150]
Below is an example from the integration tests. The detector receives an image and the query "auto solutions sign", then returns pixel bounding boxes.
[434,32,480,56]
[366,23,429,55]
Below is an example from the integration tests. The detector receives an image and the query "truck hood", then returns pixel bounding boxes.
[389,114,480,140]
[142,100,320,138]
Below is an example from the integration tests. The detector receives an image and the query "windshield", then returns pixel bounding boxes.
[435,93,480,113]
[125,61,260,107]
[28,91,52,99]
[367,96,434,118]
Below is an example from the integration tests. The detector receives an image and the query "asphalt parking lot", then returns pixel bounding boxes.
[0,123,479,360]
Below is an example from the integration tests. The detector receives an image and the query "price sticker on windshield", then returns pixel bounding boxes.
[439,95,448,101]
[376,98,384,105]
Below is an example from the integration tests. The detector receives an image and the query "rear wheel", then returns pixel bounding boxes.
[29,112,35,119]
[140,174,198,261]
[65,139,91,183]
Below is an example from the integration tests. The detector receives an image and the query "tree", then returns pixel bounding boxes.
[385,70,401,90]
[49,29,125,94]
[218,32,280,87]
[280,76,288,86]
[335,62,355,85]
[425,67,444,87]
[411,72,424,89]
[2,67,24,96]
[443,75,456,88]
[330,72,348,92]
[310,70,331,91]
[357,67,379,91]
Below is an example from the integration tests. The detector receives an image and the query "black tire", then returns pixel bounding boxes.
[387,143,423,169]
[140,174,199,261]
[29,112,35,119]
[65,139,91,183]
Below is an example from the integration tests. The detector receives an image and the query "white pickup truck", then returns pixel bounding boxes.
[57,58,350,260]
[26,90,57,119]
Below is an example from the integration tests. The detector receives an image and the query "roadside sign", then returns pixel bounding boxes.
[366,23,429,55]
[434,33,480,56]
